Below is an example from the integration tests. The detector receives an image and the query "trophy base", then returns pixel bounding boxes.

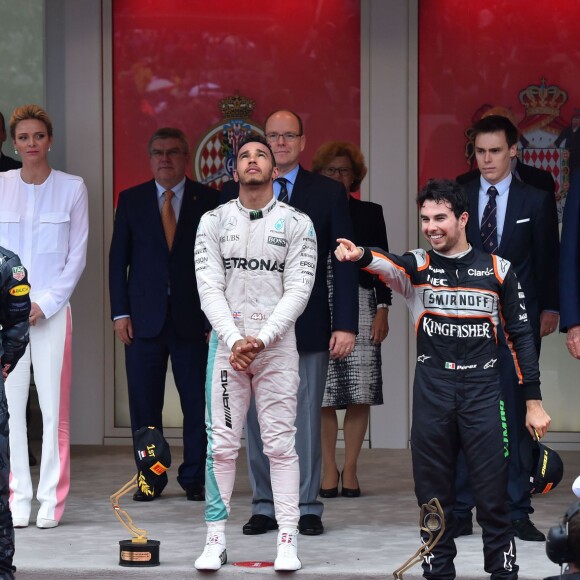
[119,539,160,566]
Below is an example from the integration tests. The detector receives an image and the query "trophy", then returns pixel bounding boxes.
[110,426,171,567]
[393,498,445,579]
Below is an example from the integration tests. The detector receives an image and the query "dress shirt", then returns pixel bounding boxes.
[0,169,89,319]
[478,173,512,245]
[273,165,299,202]
[155,177,185,221]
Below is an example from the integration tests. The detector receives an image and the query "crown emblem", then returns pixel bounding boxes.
[519,78,568,117]
[219,93,255,120]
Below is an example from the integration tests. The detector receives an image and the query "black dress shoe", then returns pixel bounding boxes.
[319,469,340,498]
[452,515,473,538]
[185,483,205,501]
[298,514,324,536]
[512,518,546,541]
[242,515,278,535]
[340,472,361,498]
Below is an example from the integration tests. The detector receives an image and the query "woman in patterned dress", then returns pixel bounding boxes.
[312,141,391,497]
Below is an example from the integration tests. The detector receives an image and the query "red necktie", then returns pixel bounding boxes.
[162,190,176,250]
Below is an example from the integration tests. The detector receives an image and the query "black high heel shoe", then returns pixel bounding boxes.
[340,471,361,498]
[319,469,340,498]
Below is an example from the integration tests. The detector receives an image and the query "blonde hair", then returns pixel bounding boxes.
[10,104,53,139]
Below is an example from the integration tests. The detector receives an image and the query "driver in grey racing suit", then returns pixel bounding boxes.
[194,135,316,572]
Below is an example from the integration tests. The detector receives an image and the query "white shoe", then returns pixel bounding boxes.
[274,528,301,571]
[36,518,59,529]
[12,517,29,528]
[194,532,227,570]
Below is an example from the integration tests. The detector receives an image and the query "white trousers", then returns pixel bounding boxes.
[205,331,300,529]
[6,304,72,523]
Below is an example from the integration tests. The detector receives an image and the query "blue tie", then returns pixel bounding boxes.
[480,186,498,254]
[276,178,289,204]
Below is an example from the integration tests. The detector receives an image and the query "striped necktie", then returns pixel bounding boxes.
[276,178,289,204]
[480,185,498,254]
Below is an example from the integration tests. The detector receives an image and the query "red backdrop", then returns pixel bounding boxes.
[419,0,580,192]
[113,0,360,201]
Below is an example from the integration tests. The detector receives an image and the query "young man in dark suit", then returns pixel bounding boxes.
[457,157,555,197]
[0,112,22,172]
[109,127,219,502]
[221,111,358,536]
[454,115,560,541]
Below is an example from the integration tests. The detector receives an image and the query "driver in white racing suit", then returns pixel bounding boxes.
[194,135,316,572]
[336,179,551,580]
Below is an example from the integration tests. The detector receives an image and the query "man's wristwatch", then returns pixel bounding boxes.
[376,303,388,310]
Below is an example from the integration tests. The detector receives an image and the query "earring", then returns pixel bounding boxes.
[48,147,51,152]
[14,150,18,155]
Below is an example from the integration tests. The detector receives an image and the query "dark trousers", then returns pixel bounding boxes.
[0,380,15,577]
[455,342,535,521]
[412,364,517,580]
[125,316,207,489]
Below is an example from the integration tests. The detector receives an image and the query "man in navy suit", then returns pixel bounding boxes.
[454,115,560,541]
[561,168,580,360]
[109,127,219,501]
[0,112,21,172]
[221,111,358,535]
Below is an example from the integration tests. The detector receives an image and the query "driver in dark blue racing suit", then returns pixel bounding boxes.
[0,246,31,580]
[335,179,551,580]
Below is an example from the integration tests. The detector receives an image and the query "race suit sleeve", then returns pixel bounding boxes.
[195,211,245,350]
[496,256,541,400]
[357,246,417,301]
[35,177,89,319]
[0,254,31,371]
[256,216,317,348]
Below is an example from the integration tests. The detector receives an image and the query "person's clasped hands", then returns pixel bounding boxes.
[229,336,265,371]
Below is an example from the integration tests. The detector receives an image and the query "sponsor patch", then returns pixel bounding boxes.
[483,358,497,369]
[267,236,286,247]
[9,284,30,296]
[417,354,431,363]
[12,266,25,281]
[149,461,168,476]
[274,218,285,231]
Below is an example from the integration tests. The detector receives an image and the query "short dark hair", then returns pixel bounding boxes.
[263,110,304,136]
[148,127,189,155]
[0,111,5,133]
[236,133,276,166]
[416,179,469,219]
[569,510,580,569]
[471,114,519,148]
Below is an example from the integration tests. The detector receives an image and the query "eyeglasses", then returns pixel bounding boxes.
[323,166,352,177]
[150,148,186,159]
[265,132,302,142]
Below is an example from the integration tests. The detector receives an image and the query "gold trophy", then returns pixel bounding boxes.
[393,498,445,579]
[110,426,171,567]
